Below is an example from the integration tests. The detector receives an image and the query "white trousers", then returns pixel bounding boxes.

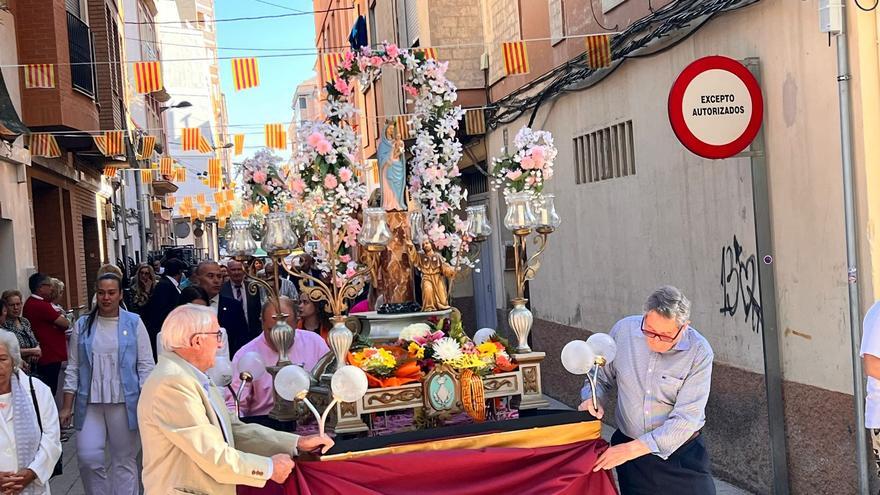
[76,403,140,495]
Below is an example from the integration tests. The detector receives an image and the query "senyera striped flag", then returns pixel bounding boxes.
[265,123,286,150]
[134,61,163,93]
[585,34,613,70]
[139,135,156,159]
[322,52,345,83]
[231,58,260,91]
[160,157,174,177]
[233,134,245,155]
[182,128,200,151]
[30,133,61,158]
[502,41,529,75]
[103,131,124,156]
[24,64,55,89]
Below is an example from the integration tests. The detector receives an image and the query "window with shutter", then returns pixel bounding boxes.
[65,0,81,18]
[405,0,419,46]
[549,0,565,45]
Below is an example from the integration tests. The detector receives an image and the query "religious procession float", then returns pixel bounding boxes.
[223,43,619,494]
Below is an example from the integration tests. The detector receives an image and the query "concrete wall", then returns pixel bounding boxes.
[484,1,857,491]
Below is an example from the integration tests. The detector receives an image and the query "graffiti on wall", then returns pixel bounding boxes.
[720,235,763,334]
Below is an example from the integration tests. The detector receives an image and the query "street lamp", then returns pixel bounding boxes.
[159,101,192,113]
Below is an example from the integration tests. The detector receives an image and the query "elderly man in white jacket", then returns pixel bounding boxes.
[0,330,62,494]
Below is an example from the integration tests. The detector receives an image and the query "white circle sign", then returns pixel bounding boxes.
[681,69,753,146]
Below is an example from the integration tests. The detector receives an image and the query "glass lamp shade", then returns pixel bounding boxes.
[227,219,257,257]
[358,207,392,248]
[534,193,561,232]
[503,191,536,232]
[409,210,426,246]
[262,211,297,254]
[466,204,492,241]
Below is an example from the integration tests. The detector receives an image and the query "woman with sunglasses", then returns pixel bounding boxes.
[578,285,715,495]
[59,273,155,495]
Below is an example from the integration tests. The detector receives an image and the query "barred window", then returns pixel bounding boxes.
[573,120,635,184]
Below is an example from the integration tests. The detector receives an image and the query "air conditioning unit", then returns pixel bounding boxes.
[819,0,843,34]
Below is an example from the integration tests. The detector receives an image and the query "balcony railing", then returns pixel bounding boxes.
[67,12,95,97]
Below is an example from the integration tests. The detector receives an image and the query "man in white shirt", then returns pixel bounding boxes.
[861,300,880,475]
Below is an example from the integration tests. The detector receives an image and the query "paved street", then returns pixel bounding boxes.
[50,395,752,495]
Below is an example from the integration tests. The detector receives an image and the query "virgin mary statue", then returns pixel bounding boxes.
[377,119,406,211]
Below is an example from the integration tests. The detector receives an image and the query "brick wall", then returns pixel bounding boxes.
[88,0,123,131]
[427,0,485,90]
[12,0,99,130]
[485,0,520,85]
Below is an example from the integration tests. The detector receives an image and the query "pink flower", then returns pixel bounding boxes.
[370,56,383,67]
[385,43,400,58]
[334,78,351,96]
[324,174,338,189]
[307,132,324,148]
[530,146,545,162]
[340,254,352,263]
[316,139,333,155]
[520,156,535,170]
[506,170,523,181]
[403,84,418,97]
[526,176,538,186]
[345,267,357,278]
[342,51,355,70]
[338,167,353,183]
[252,170,267,184]
[289,177,306,194]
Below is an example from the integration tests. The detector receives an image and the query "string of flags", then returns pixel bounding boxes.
[231,57,259,91]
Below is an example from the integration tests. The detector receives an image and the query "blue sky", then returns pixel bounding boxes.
[214,0,319,161]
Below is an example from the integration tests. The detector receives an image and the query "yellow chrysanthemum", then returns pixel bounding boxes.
[477,342,499,358]
[448,354,489,371]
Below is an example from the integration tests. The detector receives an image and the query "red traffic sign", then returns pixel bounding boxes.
[668,56,763,159]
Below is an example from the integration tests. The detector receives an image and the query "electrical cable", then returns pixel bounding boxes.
[251,0,308,13]
[589,0,619,31]
[125,6,353,25]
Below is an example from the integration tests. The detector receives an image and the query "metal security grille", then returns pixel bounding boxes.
[573,120,635,184]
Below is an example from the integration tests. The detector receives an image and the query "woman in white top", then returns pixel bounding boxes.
[0,331,61,495]
[59,274,154,495]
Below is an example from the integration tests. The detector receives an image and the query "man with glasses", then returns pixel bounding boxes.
[579,285,715,495]
[139,304,333,495]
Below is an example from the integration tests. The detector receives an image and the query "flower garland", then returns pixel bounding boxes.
[291,42,470,268]
[490,127,558,197]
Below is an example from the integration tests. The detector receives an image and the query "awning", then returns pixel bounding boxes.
[0,69,27,142]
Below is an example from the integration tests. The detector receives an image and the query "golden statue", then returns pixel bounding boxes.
[409,241,456,312]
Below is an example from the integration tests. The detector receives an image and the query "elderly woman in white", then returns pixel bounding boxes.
[0,331,61,495]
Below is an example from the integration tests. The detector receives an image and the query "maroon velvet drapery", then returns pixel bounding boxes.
[239,439,618,495]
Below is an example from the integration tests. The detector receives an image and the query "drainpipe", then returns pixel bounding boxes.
[835,8,870,494]
[134,172,148,262]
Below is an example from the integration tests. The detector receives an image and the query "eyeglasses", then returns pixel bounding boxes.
[640,316,684,343]
[192,330,223,343]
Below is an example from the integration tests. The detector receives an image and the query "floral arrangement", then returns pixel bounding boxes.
[490,127,558,197]
[348,347,398,378]
[291,42,470,269]
[239,149,292,211]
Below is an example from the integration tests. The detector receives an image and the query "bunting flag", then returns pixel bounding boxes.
[208,174,221,189]
[265,123,286,150]
[464,108,486,135]
[394,115,412,140]
[233,134,245,155]
[585,34,612,70]
[24,64,55,89]
[133,61,163,93]
[174,166,186,182]
[29,133,61,158]
[150,199,162,214]
[103,131,124,156]
[139,135,156,159]
[322,52,345,82]
[213,191,225,204]
[165,194,176,208]
[208,158,222,178]
[197,135,214,153]
[224,189,235,202]
[502,41,530,75]
[182,128,201,151]
[159,157,174,176]
[182,196,193,208]
[141,169,153,184]
[102,166,118,178]
[93,135,107,155]
[231,57,260,91]
[218,217,227,229]
[414,47,438,60]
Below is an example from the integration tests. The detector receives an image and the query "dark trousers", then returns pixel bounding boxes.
[611,429,716,495]
[35,362,62,397]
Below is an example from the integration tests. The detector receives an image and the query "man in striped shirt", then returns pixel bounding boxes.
[580,286,715,495]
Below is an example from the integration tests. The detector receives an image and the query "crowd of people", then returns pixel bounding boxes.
[0,254,337,494]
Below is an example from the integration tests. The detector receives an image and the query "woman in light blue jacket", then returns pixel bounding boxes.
[59,274,154,495]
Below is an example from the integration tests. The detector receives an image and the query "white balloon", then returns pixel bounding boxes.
[331,365,369,403]
[207,357,233,387]
[238,352,267,381]
[473,328,497,345]
[587,333,617,364]
[560,340,595,375]
[274,365,312,401]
